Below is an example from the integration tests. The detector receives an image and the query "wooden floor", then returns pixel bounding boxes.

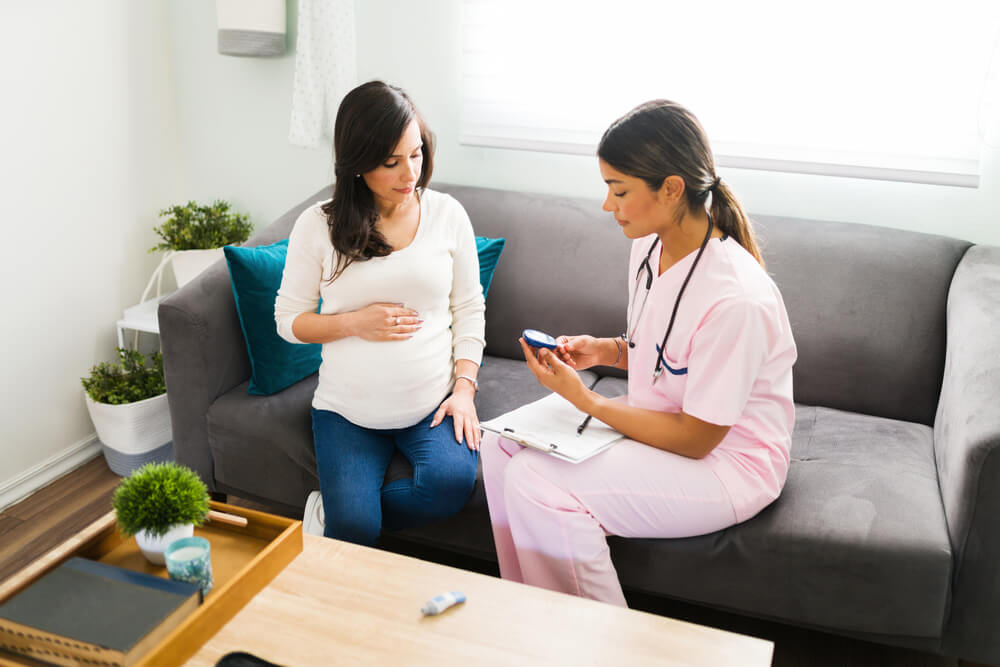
[0,456,969,667]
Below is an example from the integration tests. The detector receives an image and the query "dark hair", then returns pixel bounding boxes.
[321,81,435,280]
[597,100,763,266]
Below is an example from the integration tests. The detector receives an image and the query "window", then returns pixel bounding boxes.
[460,0,1000,187]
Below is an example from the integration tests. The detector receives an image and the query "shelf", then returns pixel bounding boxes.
[117,295,170,348]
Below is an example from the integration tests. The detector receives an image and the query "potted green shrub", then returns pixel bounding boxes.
[151,199,253,287]
[112,462,210,565]
[81,348,172,477]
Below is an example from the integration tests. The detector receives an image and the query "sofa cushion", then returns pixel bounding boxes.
[224,240,324,396]
[475,236,506,298]
[392,400,952,637]
[608,405,952,638]
[207,375,319,508]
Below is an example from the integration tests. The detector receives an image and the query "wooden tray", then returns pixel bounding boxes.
[0,501,302,666]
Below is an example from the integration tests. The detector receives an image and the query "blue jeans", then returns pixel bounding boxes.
[311,407,478,546]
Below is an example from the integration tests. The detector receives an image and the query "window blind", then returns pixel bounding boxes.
[460,0,1000,187]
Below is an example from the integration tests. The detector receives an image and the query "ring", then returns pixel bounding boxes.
[395,317,400,326]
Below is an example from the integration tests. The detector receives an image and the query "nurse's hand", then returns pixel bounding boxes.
[554,334,604,370]
[520,338,588,407]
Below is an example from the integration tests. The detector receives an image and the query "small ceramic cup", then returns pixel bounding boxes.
[164,536,213,595]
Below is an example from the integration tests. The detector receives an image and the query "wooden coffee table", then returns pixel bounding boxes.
[187,535,773,666]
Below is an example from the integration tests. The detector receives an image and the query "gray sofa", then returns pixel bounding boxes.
[159,183,1000,663]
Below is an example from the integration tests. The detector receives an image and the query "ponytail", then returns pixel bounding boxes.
[709,181,764,268]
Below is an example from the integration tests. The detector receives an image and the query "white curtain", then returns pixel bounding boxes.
[460,0,1000,187]
[289,0,357,148]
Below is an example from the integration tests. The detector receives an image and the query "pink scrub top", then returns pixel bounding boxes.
[626,234,797,522]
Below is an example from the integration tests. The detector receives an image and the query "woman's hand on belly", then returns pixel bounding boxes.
[351,302,423,341]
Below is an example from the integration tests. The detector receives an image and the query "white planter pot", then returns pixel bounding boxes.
[135,524,194,565]
[84,392,173,475]
[171,248,225,287]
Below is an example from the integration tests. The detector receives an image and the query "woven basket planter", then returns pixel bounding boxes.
[84,392,173,476]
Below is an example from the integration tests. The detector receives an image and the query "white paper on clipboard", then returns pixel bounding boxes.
[480,393,624,463]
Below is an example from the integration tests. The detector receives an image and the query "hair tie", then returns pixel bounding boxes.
[701,176,721,199]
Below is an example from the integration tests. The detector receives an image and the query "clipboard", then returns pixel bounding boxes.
[480,393,624,464]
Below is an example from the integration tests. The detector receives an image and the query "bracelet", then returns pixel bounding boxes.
[611,336,623,366]
[456,375,479,392]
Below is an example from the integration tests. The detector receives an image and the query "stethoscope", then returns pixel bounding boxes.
[625,212,722,381]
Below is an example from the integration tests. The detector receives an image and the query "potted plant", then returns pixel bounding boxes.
[150,199,253,287]
[112,462,210,565]
[81,348,172,476]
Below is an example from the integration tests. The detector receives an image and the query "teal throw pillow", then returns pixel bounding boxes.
[224,240,322,396]
[224,236,504,396]
[475,236,505,297]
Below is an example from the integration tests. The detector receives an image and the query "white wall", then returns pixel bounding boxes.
[165,0,331,228]
[0,1,184,506]
[3,0,998,508]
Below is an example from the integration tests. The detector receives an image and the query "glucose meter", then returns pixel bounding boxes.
[522,329,559,350]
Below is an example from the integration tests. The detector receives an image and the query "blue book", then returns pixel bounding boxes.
[0,556,201,665]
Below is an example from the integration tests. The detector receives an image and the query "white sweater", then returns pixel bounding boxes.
[275,189,486,429]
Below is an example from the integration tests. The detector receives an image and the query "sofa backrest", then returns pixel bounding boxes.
[437,183,971,426]
[436,184,631,363]
[262,183,969,426]
[755,214,970,425]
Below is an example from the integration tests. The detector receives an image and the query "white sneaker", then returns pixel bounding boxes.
[303,490,325,536]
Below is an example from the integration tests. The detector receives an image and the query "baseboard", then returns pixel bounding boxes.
[0,435,103,511]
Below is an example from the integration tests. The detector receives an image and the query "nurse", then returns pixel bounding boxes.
[480,100,798,606]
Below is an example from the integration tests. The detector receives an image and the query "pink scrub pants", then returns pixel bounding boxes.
[481,432,738,606]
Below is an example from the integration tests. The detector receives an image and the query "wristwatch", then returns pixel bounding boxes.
[456,375,479,392]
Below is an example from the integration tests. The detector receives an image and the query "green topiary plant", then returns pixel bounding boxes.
[150,199,252,252]
[81,348,165,405]
[112,462,210,538]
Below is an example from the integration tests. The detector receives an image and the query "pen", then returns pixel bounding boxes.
[576,377,602,436]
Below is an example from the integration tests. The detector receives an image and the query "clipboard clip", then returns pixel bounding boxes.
[500,428,557,452]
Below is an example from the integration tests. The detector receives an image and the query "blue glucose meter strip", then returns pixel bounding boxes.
[421,591,466,615]
[522,329,558,349]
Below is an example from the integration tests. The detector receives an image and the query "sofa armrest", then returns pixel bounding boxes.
[159,260,250,491]
[156,185,333,491]
[933,245,1000,662]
